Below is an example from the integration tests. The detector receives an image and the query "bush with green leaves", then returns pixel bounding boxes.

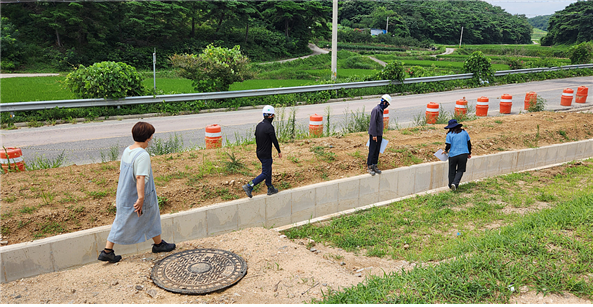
[375,60,405,82]
[64,61,146,99]
[169,44,253,93]
[463,51,494,83]
[567,41,593,64]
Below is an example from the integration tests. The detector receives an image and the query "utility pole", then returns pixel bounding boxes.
[459,27,464,49]
[331,0,338,81]
[386,16,389,34]
[153,48,157,95]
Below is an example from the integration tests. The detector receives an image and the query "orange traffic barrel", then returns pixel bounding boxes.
[1,147,25,172]
[524,91,537,110]
[560,88,574,106]
[575,86,588,103]
[383,109,389,130]
[476,96,489,117]
[425,102,439,124]
[454,98,468,117]
[309,114,323,137]
[500,94,512,114]
[205,124,222,149]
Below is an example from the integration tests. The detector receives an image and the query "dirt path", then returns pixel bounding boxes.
[430,47,455,57]
[259,44,329,65]
[1,226,590,304]
[368,56,387,67]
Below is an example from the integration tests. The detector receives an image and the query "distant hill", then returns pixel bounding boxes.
[528,15,551,31]
[541,1,593,45]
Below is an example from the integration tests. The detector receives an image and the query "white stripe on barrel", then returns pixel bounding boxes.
[501,99,512,102]
[0,156,24,164]
[309,120,323,126]
[426,107,439,112]
[562,93,574,97]
[477,102,489,106]
[205,132,222,137]
[455,105,467,109]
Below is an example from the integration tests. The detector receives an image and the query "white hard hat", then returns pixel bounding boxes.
[262,105,275,115]
[381,94,392,104]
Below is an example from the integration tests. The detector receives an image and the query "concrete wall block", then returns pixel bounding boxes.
[238,197,266,229]
[554,143,568,164]
[265,192,292,228]
[522,148,537,170]
[485,154,502,177]
[575,140,590,160]
[1,241,55,282]
[534,146,549,168]
[587,139,593,160]
[51,232,99,271]
[338,178,360,212]
[171,209,207,243]
[379,169,399,201]
[359,174,380,206]
[413,164,432,194]
[430,162,448,190]
[315,182,339,217]
[468,155,487,180]
[499,151,519,174]
[563,142,578,162]
[543,145,559,166]
[206,203,238,236]
[291,187,316,223]
[397,166,415,197]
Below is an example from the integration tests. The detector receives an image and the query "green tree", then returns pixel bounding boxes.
[64,61,146,99]
[463,51,494,84]
[1,17,24,70]
[169,44,252,93]
[541,1,593,45]
[568,41,593,64]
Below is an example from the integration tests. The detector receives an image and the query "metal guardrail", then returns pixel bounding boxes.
[1,64,592,113]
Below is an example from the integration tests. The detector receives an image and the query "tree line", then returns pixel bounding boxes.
[541,0,593,46]
[2,0,534,71]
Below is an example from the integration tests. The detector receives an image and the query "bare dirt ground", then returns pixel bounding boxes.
[1,226,591,304]
[1,111,593,247]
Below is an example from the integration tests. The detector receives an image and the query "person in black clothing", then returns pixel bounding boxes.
[367,94,391,176]
[243,105,282,198]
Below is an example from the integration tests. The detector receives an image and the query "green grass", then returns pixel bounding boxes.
[283,160,593,303]
[0,77,74,103]
[531,28,548,43]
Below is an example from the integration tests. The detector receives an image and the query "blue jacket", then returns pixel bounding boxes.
[368,104,384,137]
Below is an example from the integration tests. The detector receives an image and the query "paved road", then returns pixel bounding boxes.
[1,76,591,166]
[0,73,60,78]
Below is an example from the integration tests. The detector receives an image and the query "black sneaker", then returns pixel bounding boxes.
[98,250,122,263]
[367,166,376,176]
[450,184,457,191]
[373,164,382,174]
[242,184,253,198]
[267,186,279,195]
[152,240,176,253]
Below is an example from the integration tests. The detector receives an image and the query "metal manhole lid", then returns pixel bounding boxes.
[151,248,248,294]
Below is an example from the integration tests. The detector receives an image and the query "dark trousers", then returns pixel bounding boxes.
[367,135,382,166]
[448,154,468,187]
[252,158,273,187]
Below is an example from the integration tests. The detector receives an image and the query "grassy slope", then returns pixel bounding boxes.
[284,160,593,303]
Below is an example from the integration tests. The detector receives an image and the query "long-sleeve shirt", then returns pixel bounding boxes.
[368,104,384,137]
[255,118,281,159]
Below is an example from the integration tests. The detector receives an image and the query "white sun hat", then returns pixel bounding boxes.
[262,105,275,115]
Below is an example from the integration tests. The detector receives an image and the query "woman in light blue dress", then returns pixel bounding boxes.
[99,122,175,263]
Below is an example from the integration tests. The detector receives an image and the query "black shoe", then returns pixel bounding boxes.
[267,186,279,195]
[152,240,176,253]
[450,184,457,191]
[373,164,382,174]
[367,166,376,176]
[242,184,253,198]
[98,249,122,263]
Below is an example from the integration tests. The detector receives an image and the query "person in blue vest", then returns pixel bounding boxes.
[444,119,472,191]
[99,122,175,263]
[242,105,282,198]
[367,94,391,176]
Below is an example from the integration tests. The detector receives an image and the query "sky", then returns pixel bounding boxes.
[483,0,579,17]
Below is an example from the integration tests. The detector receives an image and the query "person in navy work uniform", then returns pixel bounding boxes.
[242,105,282,198]
[443,119,472,191]
[367,94,391,176]
[99,122,175,263]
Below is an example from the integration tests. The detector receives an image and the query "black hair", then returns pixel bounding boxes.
[448,126,463,134]
[132,121,155,142]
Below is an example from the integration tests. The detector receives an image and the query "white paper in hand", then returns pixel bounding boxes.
[434,149,449,161]
[365,139,389,153]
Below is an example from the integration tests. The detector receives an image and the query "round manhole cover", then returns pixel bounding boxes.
[151,248,248,294]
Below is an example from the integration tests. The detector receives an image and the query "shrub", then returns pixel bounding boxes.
[506,58,525,70]
[568,41,593,64]
[375,60,405,82]
[169,44,253,93]
[463,51,494,83]
[64,61,146,99]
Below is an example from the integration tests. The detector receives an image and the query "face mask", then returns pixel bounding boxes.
[380,102,389,110]
[265,116,274,123]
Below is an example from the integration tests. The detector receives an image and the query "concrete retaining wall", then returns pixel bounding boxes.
[2,139,592,283]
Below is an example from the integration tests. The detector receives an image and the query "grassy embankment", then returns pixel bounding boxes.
[284,159,593,303]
